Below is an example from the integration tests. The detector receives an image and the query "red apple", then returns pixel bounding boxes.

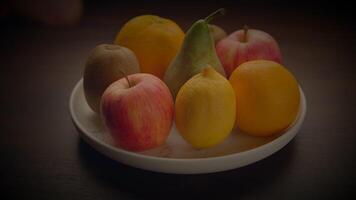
[100,73,174,152]
[216,26,282,77]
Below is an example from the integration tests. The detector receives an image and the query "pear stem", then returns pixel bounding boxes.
[243,25,249,43]
[118,69,131,88]
[205,8,226,23]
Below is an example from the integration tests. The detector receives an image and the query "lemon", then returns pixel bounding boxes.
[175,67,236,149]
[229,60,300,136]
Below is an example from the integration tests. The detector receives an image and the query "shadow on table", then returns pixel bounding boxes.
[78,136,296,199]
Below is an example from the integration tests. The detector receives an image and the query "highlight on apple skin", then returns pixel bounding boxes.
[216,27,282,77]
[100,73,174,152]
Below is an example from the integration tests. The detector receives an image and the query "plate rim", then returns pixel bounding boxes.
[69,79,307,166]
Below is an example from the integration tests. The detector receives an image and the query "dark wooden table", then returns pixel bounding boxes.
[1,1,355,199]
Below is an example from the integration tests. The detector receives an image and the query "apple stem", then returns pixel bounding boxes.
[243,25,249,43]
[118,69,132,88]
[205,8,226,23]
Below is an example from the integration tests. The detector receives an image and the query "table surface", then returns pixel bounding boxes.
[1,1,355,199]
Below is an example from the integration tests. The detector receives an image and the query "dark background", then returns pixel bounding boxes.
[1,0,355,199]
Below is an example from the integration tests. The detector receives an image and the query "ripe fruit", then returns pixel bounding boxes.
[229,60,300,136]
[216,26,282,77]
[83,44,140,113]
[164,9,226,99]
[101,73,174,152]
[114,15,184,79]
[208,24,227,44]
[175,67,236,149]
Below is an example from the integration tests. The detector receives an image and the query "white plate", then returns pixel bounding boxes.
[69,79,306,174]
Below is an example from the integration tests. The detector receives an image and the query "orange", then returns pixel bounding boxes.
[114,15,185,79]
[229,60,300,136]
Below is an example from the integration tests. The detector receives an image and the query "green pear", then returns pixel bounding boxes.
[164,9,226,99]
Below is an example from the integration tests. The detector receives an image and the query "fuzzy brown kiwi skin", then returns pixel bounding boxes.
[83,44,140,113]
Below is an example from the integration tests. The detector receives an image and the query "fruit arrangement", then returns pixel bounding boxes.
[83,8,300,152]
